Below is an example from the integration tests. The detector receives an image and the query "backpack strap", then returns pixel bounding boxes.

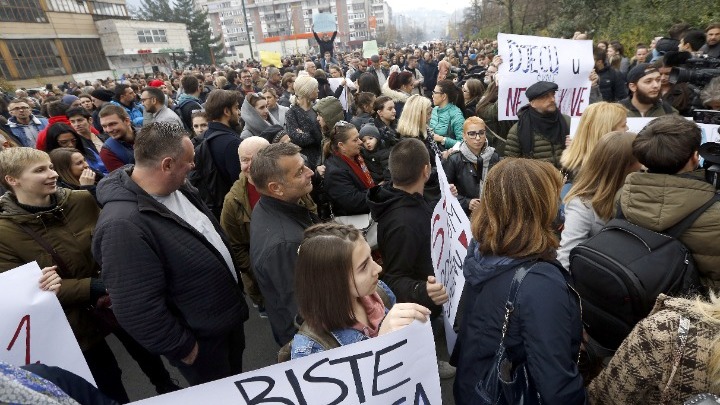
[498,262,534,347]
[664,193,720,238]
[297,323,340,351]
[103,138,134,165]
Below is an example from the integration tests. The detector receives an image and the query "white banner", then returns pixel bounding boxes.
[0,262,95,386]
[328,78,349,112]
[570,117,720,143]
[430,155,471,354]
[134,321,441,404]
[497,33,594,120]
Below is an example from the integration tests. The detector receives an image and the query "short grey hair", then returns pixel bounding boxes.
[249,142,301,191]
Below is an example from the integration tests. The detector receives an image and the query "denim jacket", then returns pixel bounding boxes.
[290,281,396,359]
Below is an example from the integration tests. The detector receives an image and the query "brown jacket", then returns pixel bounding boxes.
[0,188,103,350]
[619,171,720,289]
[588,295,720,404]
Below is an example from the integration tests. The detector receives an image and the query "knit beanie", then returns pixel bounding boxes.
[313,96,344,129]
[359,123,380,139]
[90,89,114,102]
[148,79,165,87]
[294,76,319,100]
[61,95,79,105]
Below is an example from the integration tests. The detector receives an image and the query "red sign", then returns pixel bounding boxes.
[137,49,152,54]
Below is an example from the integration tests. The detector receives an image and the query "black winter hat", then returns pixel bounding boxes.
[90,89,114,102]
[261,124,286,143]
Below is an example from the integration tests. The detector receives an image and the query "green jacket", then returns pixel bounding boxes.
[429,103,465,149]
[505,113,570,169]
[0,188,103,350]
[619,171,720,290]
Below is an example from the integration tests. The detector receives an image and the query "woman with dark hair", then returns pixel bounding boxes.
[607,41,630,75]
[357,72,382,97]
[475,80,514,156]
[350,92,376,131]
[453,158,586,404]
[278,72,295,107]
[290,223,430,359]
[461,78,484,118]
[240,92,280,139]
[48,147,101,195]
[45,124,107,175]
[429,80,466,149]
[381,71,413,118]
[262,87,289,127]
[78,94,95,112]
[372,96,399,147]
[323,121,375,216]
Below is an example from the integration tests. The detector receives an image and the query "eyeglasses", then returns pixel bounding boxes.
[466,130,487,139]
[57,138,77,146]
[334,120,353,128]
[10,106,30,111]
[432,90,443,95]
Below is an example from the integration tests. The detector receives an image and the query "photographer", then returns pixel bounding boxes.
[699,22,720,58]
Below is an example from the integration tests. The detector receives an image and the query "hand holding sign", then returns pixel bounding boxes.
[38,265,61,293]
[379,303,431,335]
[426,276,449,305]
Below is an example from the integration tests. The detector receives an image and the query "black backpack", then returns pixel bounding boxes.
[569,193,719,350]
[173,99,202,131]
[187,133,232,220]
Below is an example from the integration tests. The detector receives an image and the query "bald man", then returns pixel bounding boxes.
[220,136,270,317]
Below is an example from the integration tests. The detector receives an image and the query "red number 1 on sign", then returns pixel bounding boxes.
[6,314,31,364]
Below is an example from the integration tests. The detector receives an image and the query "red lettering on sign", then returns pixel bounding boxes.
[7,314,31,364]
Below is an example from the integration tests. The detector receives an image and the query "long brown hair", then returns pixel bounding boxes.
[564,131,638,221]
[295,223,363,332]
[472,158,563,260]
[49,147,82,186]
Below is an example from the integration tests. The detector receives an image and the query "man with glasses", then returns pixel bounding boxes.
[140,87,183,127]
[7,98,48,147]
[237,68,261,98]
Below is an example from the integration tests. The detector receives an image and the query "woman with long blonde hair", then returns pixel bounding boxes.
[396,94,432,139]
[560,102,628,178]
[557,131,640,269]
[588,292,720,403]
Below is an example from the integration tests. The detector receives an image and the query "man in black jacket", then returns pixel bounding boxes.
[249,143,320,346]
[93,123,248,386]
[593,48,628,102]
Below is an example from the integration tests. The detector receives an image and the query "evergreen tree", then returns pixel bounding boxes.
[133,0,174,21]
[173,0,225,65]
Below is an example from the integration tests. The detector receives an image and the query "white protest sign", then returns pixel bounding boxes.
[430,155,471,354]
[0,262,95,386]
[497,33,593,120]
[134,321,441,405]
[312,13,336,33]
[569,116,720,142]
[363,40,378,59]
[328,78,348,111]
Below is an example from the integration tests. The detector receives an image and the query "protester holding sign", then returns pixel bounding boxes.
[290,223,430,359]
[453,158,585,404]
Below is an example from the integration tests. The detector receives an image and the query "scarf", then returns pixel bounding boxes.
[350,292,386,338]
[516,104,568,157]
[460,141,496,197]
[335,152,375,189]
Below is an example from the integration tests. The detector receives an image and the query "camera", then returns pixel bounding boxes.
[699,141,720,190]
[669,57,720,88]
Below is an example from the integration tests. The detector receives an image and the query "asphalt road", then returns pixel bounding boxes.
[110,299,456,404]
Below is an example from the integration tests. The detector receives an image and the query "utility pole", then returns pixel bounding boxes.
[241,0,254,61]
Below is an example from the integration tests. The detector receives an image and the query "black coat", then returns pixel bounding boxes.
[93,167,248,361]
[324,154,371,216]
[366,185,441,315]
[442,149,499,214]
[360,146,390,184]
[249,196,319,345]
[597,64,628,102]
[285,105,323,169]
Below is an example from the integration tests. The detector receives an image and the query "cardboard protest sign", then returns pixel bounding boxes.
[328,78,348,111]
[363,40,378,59]
[260,51,282,68]
[430,155,471,354]
[134,321,441,404]
[497,33,593,120]
[0,262,95,386]
[312,13,336,33]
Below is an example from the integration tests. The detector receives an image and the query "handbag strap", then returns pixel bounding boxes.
[661,315,691,404]
[498,262,534,347]
[13,222,70,278]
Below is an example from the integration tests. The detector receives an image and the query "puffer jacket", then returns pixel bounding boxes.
[110,100,143,127]
[505,113,570,168]
[588,295,720,404]
[619,171,720,289]
[92,167,248,361]
[0,189,103,350]
[429,103,465,149]
[442,145,499,214]
[452,240,586,404]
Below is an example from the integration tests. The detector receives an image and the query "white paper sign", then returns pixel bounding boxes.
[134,321,441,405]
[497,33,593,120]
[569,116,719,142]
[328,78,348,111]
[0,262,95,386]
[312,13,336,33]
[430,155,471,354]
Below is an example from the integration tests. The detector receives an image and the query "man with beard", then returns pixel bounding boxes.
[699,22,720,58]
[619,63,676,118]
[505,81,570,169]
[404,55,425,96]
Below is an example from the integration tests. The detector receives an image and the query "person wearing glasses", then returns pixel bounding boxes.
[139,87,183,127]
[45,124,107,175]
[429,80,466,150]
[443,117,499,215]
[6,98,48,147]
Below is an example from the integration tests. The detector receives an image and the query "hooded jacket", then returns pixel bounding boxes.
[619,171,720,289]
[7,115,48,147]
[0,188,103,350]
[367,185,440,314]
[452,240,585,404]
[92,167,248,361]
[240,100,279,140]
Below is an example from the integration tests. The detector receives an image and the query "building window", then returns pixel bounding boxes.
[62,38,109,73]
[46,0,89,14]
[0,0,48,23]
[89,1,128,16]
[5,39,65,79]
[137,29,168,43]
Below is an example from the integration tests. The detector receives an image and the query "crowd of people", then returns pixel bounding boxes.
[1,19,720,405]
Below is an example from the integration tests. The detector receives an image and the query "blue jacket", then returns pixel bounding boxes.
[429,103,465,148]
[290,281,396,359]
[452,239,586,404]
[7,116,48,147]
[110,100,144,127]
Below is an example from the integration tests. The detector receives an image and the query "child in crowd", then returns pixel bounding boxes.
[359,124,390,184]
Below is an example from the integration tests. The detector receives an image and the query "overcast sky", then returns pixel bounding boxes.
[386,0,467,12]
